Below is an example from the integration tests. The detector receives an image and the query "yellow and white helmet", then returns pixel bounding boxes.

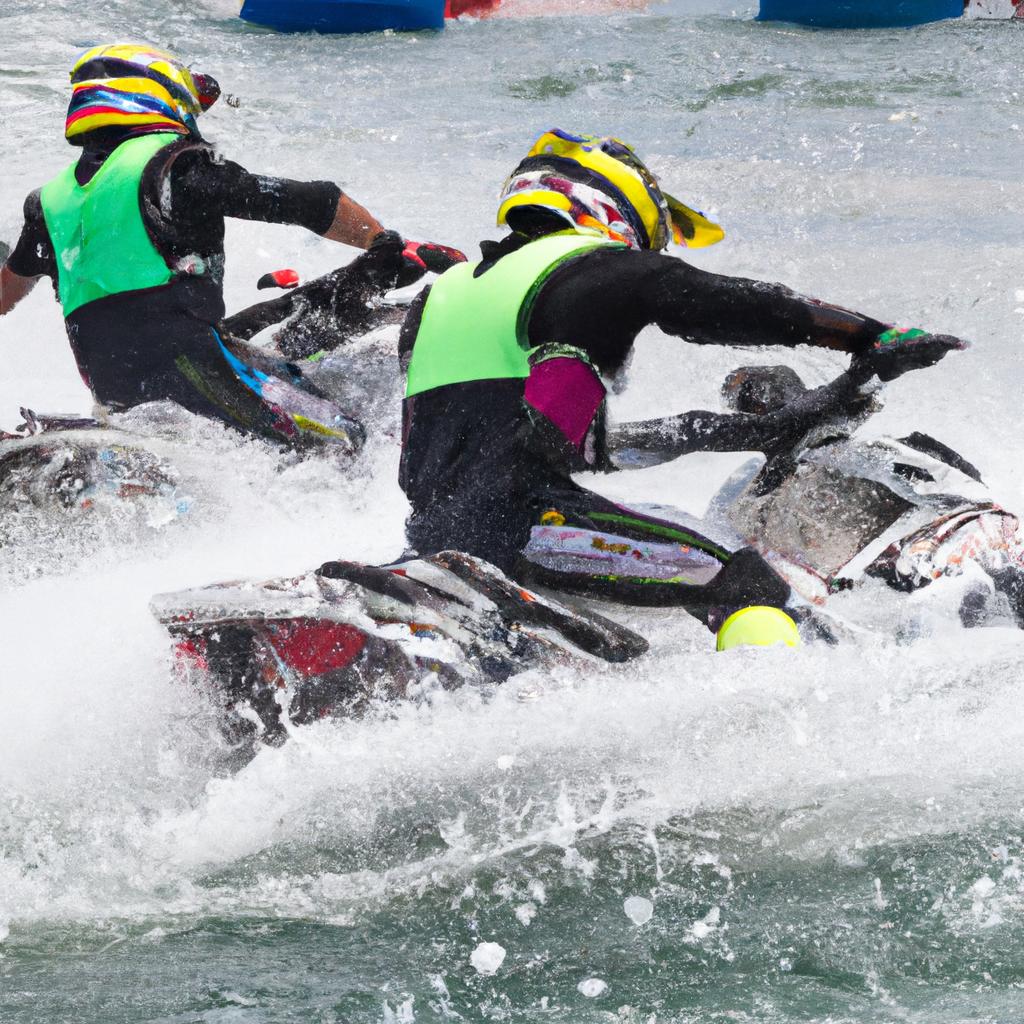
[497,130,724,251]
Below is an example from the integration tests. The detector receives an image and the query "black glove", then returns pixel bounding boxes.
[400,238,467,277]
[304,231,467,295]
[851,328,969,383]
[368,231,466,289]
[283,232,411,311]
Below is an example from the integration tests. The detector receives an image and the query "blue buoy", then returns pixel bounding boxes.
[240,0,446,34]
[758,0,964,28]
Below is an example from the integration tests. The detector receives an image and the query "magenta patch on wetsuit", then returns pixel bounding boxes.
[524,357,606,452]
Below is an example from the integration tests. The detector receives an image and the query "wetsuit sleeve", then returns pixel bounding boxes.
[606,369,869,469]
[529,249,888,371]
[6,191,56,281]
[646,259,888,354]
[171,148,342,235]
[399,285,430,371]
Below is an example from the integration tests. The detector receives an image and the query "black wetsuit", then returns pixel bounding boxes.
[398,233,886,623]
[8,135,342,436]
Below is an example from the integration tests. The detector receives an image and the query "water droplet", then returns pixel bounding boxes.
[623,895,654,925]
[470,942,506,976]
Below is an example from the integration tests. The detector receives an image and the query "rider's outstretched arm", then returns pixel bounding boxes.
[168,150,382,248]
[530,247,966,379]
[0,265,38,316]
[605,369,870,470]
[627,254,889,354]
[168,150,464,260]
[529,247,892,367]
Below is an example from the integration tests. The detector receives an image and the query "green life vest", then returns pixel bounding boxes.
[39,133,180,316]
[405,233,624,399]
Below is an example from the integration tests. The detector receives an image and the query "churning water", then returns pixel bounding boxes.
[2,1,1024,1020]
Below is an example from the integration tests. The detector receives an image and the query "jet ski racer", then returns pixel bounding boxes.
[0,43,465,451]
[396,129,967,649]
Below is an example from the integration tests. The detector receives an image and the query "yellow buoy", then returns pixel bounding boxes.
[716,606,802,652]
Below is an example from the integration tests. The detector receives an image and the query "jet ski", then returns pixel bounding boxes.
[0,407,188,526]
[152,550,647,764]
[704,365,1024,628]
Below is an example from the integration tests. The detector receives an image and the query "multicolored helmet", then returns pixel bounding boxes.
[497,130,724,251]
[65,43,219,145]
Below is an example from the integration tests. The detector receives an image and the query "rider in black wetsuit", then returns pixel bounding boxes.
[397,130,966,645]
[0,43,464,448]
